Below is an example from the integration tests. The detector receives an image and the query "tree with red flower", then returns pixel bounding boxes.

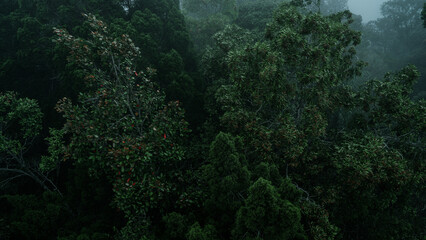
[46,14,191,237]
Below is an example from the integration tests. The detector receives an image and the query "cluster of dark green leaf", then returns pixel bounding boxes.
[0,0,425,239]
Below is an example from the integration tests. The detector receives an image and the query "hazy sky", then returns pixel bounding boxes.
[348,0,388,23]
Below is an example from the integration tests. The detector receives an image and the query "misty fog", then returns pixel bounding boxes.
[348,0,387,22]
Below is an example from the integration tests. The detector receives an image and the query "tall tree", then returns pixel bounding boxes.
[202,2,425,239]
[48,14,192,238]
[201,132,250,237]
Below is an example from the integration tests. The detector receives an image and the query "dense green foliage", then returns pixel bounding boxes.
[1,0,425,239]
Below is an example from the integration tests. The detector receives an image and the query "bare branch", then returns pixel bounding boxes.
[0,174,26,188]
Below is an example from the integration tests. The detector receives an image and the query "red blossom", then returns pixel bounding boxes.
[163,134,166,139]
